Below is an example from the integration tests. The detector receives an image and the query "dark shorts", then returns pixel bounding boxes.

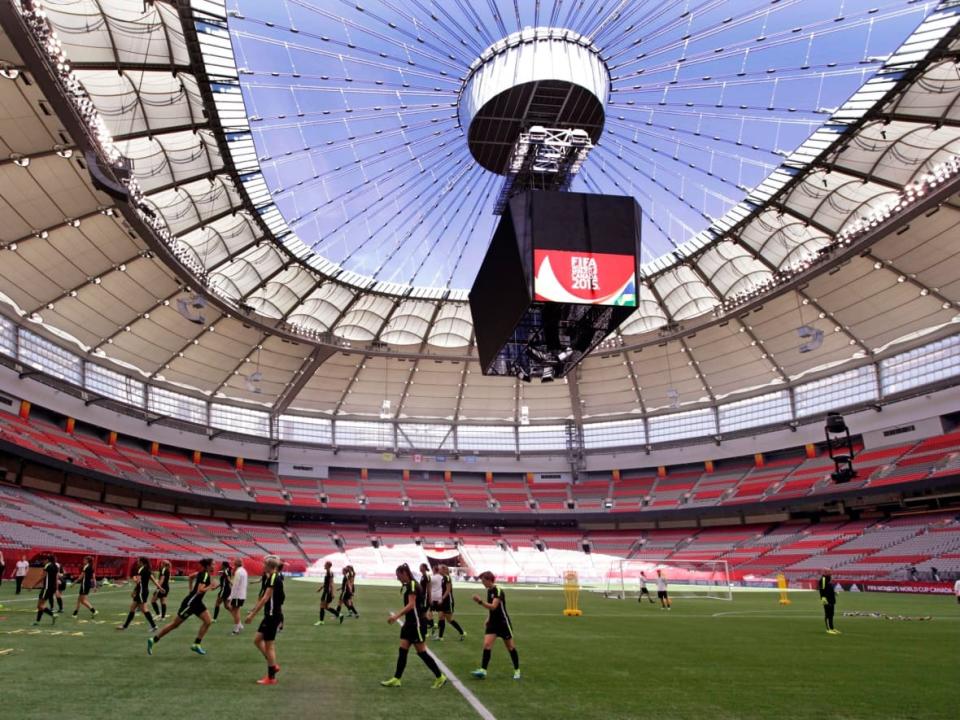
[177,596,207,620]
[657,590,668,599]
[230,598,245,609]
[258,614,283,642]
[155,587,169,598]
[400,621,426,644]
[218,587,231,601]
[133,586,150,604]
[39,588,56,603]
[485,622,512,640]
[430,600,442,612]
[440,597,454,614]
[58,581,66,592]
[79,581,92,596]
[320,589,334,604]
[639,586,650,594]
[339,591,353,603]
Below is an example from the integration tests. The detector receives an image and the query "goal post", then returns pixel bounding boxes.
[603,559,732,601]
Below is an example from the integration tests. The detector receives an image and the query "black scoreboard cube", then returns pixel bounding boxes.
[470,190,641,380]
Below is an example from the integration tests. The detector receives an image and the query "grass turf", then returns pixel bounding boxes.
[0,580,956,719]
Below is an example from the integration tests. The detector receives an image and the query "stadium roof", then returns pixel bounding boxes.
[0,0,959,432]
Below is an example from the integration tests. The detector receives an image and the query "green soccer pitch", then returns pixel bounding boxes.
[0,579,956,720]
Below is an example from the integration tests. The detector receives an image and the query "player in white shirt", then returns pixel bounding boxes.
[15,555,29,595]
[229,558,249,634]
[428,567,444,637]
[656,569,671,610]
[953,577,960,605]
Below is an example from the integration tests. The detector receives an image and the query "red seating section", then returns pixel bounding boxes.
[1,408,959,515]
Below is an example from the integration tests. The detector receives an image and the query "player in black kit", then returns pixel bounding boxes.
[419,563,436,637]
[33,553,59,625]
[315,560,337,625]
[213,560,232,622]
[380,563,446,689]
[333,565,359,623]
[151,560,172,619]
[118,556,158,632]
[436,564,465,641]
[54,559,66,613]
[72,556,97,618]
[471,571,520,680]
[819,570,841,635]
[147,558,217,656]
[245,555,285,685]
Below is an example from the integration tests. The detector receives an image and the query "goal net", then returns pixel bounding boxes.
[603,559,732,601]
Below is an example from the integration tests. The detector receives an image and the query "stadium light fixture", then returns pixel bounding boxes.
[176,294,207,325]
[797,324,824,353]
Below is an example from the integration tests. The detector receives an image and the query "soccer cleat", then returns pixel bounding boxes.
[436,636,444,641]
[459,632,467,641]
[256,677,278,686]
[432,674,447,689]
[339,614,345,625]
[51,614,56,625]
[471,669,487,679]
[513,670,522,681]
[31,621,39,627]
[115,626,127,631]
[826,629,841,635]
[313,620,324,626]
[147,638,154,656]
[190,643,206,655]
[380,677,402,688]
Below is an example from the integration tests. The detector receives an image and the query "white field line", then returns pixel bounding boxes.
[428,650,498,720]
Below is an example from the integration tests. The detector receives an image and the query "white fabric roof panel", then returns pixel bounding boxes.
[0,1,959,431]
[40,0,189,67]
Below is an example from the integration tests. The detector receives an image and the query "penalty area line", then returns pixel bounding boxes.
[428,650,497,720]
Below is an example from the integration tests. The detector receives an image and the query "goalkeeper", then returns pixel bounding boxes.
[818,570,840,635]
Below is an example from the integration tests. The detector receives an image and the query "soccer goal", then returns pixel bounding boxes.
[603,559,732,601]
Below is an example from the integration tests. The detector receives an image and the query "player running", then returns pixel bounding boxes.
[245,555,285,685]
[229,558,248,635]
[150,560,172,620]
[33,553,59,626]
[72,556,97,618]
[213,560,232,622]
[471,571,520,680]
[380,563,446,689]
[638,570,655,604]
[118,557,159,632]
[314,560,337,625]
[656,569,671,610]
[436,564,465,641]
[333,565,359,623]
[147,558,217,656]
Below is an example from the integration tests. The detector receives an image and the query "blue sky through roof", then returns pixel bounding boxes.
[227,0,932,290]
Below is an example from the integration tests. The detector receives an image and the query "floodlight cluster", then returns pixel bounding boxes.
[717,154,960,315]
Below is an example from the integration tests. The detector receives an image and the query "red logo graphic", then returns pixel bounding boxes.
[533,249,636,306]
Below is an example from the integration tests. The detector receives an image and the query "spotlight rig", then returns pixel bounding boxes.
[824,412,857,483]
